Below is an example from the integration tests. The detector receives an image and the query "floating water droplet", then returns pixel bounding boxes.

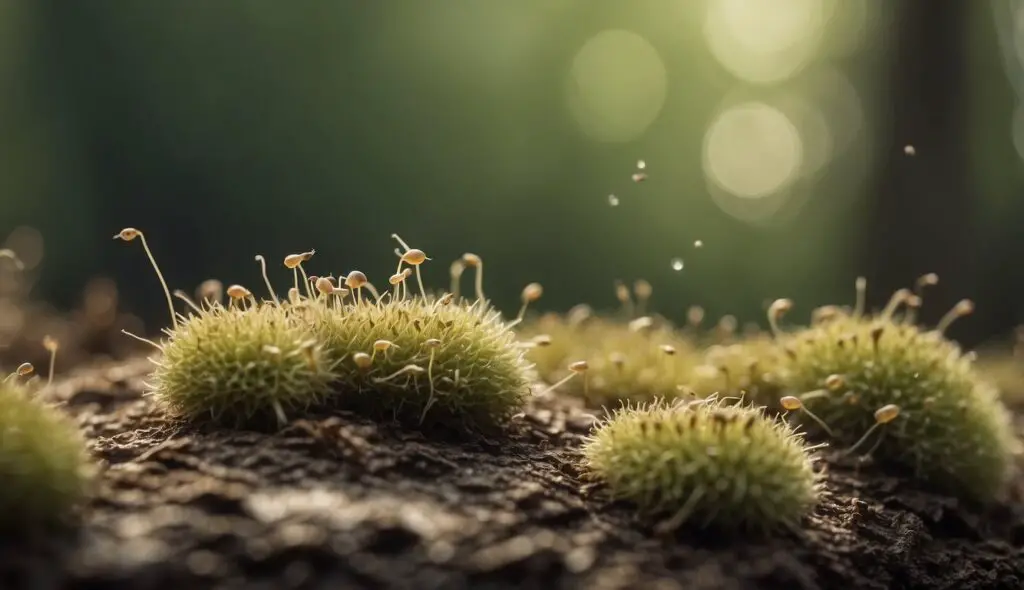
[671,258,684,271]
[632,172,647,183]
[636,159,646,170]
[904,144,915,156]
[694,240,703,248]
[608,194,619,207]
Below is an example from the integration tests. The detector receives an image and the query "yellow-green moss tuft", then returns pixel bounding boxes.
[777,290,1018,502]
[521,313,701,405]
[151,303,339,427]
[119,229,533,433]
[0,382,93,530]
[582,396,822,533]
[306,295,532,431]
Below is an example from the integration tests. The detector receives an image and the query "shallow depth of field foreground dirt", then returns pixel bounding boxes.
[3,356,1024,590]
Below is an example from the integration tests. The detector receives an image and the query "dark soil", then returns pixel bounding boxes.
[3,357,1024,590]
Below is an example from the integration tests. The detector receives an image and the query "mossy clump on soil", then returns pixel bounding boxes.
[685,336,787,409]
[521,311,701,406]
[0,375,93,531]
[774,279,1020,503]
[150,301,339,427]
[306,293,531,430]
[582,396,823,533]
[115,228,533,433]
[519,283,784,408]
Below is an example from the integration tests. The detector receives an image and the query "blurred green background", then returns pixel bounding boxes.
[1,0,1023,347]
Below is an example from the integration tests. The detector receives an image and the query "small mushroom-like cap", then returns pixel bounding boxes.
[437,293,454,305]
[401,249,429,265]
[531,334,552,347]
[450,260,465,277]
[113,227,140,241]
[345,271,368,289]
[874,404,900,424]
[628,316,653,332]
[954,299,975,315]
[769,298,793,315]
[888,288,911,304]
[15,362,34,376]
[299,250,315,262]
[779,396,802,411]
[812,305,840,322]
[461,253,481,267]
[824,374,845,391]
[389,268,412,285]
[42,335,59,352]
[660,344,676,356]
[288,287,301,303]
[521,283,543,303]
[568,360,589,373]
[315,277,335,295]
[614,281,630,303]
[373,339,395,351]
[283,254,304,269]
[424,338,442,349]
[0,249,25,270]
[353,352,372,369]
[634,280,653,299]
[197,279,224,302]
[917,272,939,287]
[226,284,252,299]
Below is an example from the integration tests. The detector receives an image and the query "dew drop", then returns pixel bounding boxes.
[671,258,684,271]
[636,159,646,170]
[608,194,619,207]
[632,172,647,183]
[694,240,703,248]
[904,144,915,156]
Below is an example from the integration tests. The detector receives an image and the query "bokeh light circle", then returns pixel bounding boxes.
[704,0,827,84]
[703,101,804,200]
[566,30,668,142]
[800,66,864,157]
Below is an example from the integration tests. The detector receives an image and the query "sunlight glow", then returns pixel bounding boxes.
[566,30,668,142]
[702,102,803,200]
[704,0,828,84]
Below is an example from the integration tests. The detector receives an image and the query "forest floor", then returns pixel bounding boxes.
[3,355,1024,590]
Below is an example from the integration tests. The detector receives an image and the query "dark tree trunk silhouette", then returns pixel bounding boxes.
[863,0,982,345]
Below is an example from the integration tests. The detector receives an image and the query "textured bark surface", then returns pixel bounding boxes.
[2,357,1023,590]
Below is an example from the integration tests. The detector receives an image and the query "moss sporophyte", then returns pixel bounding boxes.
[767,276,1019,503]
[519,280,784,408]
[114,228,536,432]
